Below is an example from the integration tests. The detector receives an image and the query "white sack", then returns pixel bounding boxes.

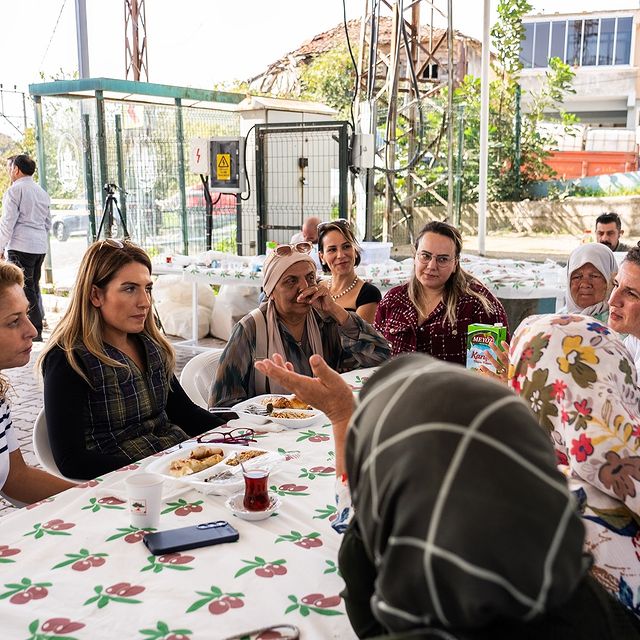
[156,300,211,340]
[209,285,259,341]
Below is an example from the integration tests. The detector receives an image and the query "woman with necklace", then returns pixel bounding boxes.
[374,221,509,365]
[317,219,381,324]
[209,241,390,407]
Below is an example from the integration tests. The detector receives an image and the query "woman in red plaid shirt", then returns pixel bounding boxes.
[374,221,509,365]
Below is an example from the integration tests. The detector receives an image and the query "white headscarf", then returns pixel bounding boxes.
[560,243,617,317]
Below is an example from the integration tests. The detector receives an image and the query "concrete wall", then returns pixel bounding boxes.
[407,195,640,240]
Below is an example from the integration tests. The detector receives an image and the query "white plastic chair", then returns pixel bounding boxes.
[179,348,224,409]
[32,408,77,481]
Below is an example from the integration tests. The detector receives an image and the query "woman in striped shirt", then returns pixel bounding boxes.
[0,261,74,505]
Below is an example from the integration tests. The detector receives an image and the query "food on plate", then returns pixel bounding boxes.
[262,395,312,410]
[169,446,224,477]
[271,410,315,420]
[225,449,267,466]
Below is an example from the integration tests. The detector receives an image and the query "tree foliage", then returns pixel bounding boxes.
[299,45,357,118]
[410,0,576,204]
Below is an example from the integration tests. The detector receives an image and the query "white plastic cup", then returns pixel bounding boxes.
[124,472,164,529]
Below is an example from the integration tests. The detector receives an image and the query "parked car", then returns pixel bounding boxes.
[50,202,90,242]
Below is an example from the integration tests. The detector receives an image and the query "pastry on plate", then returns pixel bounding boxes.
[169,446,224,477]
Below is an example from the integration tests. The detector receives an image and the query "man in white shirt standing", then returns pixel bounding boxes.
[0,155,51,341]
[608,245,640,371]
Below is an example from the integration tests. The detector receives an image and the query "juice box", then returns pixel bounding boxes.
[466,323,507,372]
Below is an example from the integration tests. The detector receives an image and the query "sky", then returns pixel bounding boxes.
[0,0,638,137]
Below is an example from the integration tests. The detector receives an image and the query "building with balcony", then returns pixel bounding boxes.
[519,9,640,130]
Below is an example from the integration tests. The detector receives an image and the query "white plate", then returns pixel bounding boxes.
[144,443,284,496]
[232,394,326,429]
[226,491,281,521]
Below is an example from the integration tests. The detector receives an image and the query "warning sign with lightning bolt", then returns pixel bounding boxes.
[216,154,231,181]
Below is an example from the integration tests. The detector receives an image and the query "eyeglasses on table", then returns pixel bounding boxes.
[195,428,256,446]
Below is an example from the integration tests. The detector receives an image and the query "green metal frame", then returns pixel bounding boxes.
[32,96,53,284]
[82,114,97,240]
[28,77,243,106]
[29,77,246,258]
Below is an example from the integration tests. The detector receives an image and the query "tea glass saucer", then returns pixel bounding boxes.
[225,492,281,521]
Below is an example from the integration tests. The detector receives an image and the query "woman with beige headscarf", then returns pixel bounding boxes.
[209,242,390,407]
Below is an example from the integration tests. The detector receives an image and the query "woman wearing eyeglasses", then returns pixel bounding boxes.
[317,220,381,324]
[37,240,226,480]
[374,221,508,365]
[209,241,390,407]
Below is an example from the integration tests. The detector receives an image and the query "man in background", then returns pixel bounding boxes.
[595,212,631,253]
[0,154,51,341]
[291,216,320,244]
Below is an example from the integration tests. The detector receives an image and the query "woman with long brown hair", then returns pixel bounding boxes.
[374,221,508,365]
[38,239,224,480]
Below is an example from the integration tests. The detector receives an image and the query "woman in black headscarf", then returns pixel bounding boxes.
[256,353,640,639]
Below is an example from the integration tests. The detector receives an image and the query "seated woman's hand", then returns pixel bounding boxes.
[254,353,354,427]
[297,283,348,322]
[478,338,510,383]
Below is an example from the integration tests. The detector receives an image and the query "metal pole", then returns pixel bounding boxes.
[256,126,267,254]
[446,0,455,223]
[95,90,108,214]
[74,0,91,78]
[514,83,522,199]
[33,96,53,284]
[338,123,349,219]
[478,0,491,256]
[174,98,188,255]
[383,3,400,243]
[21,91,28,133]
[82,114,97,241]
[454,104,464,227]
[114,114,128,229]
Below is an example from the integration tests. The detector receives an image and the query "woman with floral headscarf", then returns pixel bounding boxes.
[509,314,640,615]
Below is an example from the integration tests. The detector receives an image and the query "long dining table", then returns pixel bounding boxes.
[0,371,377,640]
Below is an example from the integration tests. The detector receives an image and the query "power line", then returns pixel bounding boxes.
[39,0,69,70]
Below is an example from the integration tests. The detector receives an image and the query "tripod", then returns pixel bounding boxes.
[96,183,130,240]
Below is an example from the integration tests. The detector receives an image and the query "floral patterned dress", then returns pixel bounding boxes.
[509,314,640,615]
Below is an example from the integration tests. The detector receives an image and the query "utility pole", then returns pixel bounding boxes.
[355,0,454,244]
[75,0,90,78]
[124,0,149,81]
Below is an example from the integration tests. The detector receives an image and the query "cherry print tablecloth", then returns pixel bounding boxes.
[0,396,370,639]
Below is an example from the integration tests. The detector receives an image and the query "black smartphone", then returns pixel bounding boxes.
[143,521,239,555]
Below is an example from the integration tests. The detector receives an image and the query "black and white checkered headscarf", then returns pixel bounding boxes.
[346,353,588,633]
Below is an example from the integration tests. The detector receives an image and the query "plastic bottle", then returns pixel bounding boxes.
[581,229,594,244]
